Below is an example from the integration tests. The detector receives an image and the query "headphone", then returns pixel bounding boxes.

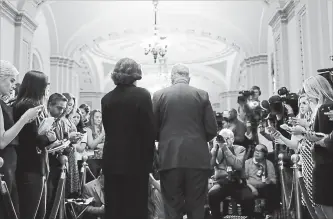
[251,86,261,96]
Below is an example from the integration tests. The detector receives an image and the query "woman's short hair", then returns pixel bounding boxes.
[111,58,142,85]
[0,60,19,80]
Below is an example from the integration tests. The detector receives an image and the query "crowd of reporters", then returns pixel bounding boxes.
[1,57,333,219]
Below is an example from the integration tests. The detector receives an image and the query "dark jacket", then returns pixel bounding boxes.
[152,80,217,171]
[13,102,51,175]
[312,101,333,205]
[101,84,155,174]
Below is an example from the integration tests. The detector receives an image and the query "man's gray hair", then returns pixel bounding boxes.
[219,128,234,139]
[171,64,190,77]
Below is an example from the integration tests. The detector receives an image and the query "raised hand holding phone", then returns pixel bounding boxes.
[22,105,44,124]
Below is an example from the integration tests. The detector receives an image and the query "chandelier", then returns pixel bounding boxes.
[142,0,168,63]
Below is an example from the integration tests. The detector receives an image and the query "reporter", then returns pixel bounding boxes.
[61,93,81,196]
[245,144,278,216]
[13,70,56,219]
[0,61,43,219]
[86,109,105,179]
[303,75,333,218]
[208,129,253,219]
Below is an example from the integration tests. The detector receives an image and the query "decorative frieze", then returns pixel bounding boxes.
[240,54,268,68]
[269,0,298,32]
[219,90,240,98]
[0,0,37,33]
[50,56,80,69]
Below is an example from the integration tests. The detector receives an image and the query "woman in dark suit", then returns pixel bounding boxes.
[101,58,156,219]
[303,75,333,218]
[13,71,57,219]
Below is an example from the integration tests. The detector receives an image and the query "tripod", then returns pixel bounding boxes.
[80,155,96,192]
[0,157,18,219]
[49,155,68,219]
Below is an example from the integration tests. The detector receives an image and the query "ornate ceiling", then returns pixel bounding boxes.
[11,0,279,104]
[90,29,238,65]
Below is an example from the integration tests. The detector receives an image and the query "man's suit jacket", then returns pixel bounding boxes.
[101,84,156,174]
[152,80,217,171]
[82,179,104,217]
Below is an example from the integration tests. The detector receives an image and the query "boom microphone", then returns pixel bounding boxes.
[0,157,4,168]
[317,68,333,73]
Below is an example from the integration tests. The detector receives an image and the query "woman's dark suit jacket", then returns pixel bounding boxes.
[312,101,333,206]
[13,102,51,176]
[101,84,156,175]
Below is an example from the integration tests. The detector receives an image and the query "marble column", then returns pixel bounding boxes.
[269,1,297,90]
[304,0,331,73]
[49,57,59,94]
[219,91,241,111]
[50,56,79,94]
[0,0,38,80]
[240,55,269,100]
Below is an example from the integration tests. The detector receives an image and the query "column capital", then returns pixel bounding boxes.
[50,56,80,69]
[269,0,298,32]
[1,0,38,33]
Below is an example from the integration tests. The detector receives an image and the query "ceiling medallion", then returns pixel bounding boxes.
[141,0,169,63]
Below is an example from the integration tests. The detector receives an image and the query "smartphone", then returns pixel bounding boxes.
[280,124,292,133]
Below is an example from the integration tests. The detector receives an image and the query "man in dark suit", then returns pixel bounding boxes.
[101,58,156,219]
[82,170,105,219]
[152,64,218,219]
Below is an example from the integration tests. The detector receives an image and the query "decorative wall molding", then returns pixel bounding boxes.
[72,27,241,65]
[50,56,80,69]
[0,0,16,23]
[80,92,105,98]
[269,0,298,31]
[298,4,307,81]
[219,90,240,98]
[240,54,268,68]
[0,0,38,33]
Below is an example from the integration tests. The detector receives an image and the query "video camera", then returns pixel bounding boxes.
[237,87,268,126]
[239,90,255,98]
[273,87,299,116]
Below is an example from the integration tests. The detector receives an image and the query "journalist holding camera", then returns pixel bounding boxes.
[208,129,254,219]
